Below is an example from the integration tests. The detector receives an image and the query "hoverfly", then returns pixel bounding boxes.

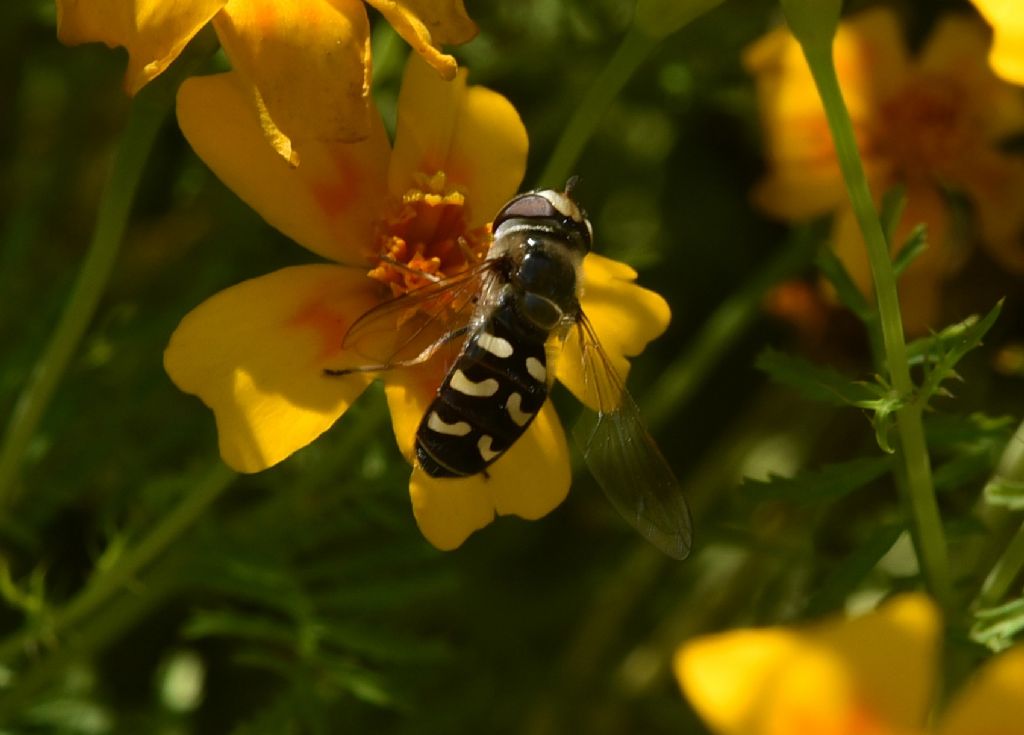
[326,182,692,559]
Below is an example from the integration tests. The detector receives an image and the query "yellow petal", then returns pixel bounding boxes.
[388,53,528,228]
[827,184,960,335]
[917,12,1024,140]
[212,0,373,157]
[176,72,391,265]
[164,265,380,472]
[956,153,1024,273]
[407,402,571,550]
[811,594,940,731]
[971,0,1024,85]
[675,594,939,735]
[939,646,1024,735]
[364,0,478,80]
[745,9,909,222]
[56,0,227,94]
[676,628,806,735]
[840,7,913,108]
[752,166,849,220]
[557,254,670,412]
[381,351,451,463]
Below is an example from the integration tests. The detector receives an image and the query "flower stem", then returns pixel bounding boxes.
[800,43,952,609]
[977,520,1024,609]
[974,417,1024,608]
[0,462,233,663]
[0,31,217,509]
[538,27,654,189]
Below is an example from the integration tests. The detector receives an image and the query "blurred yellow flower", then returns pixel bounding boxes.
[56,0,477,162]
[970,0,1024,84]
[746,8,1024,334]
[163,55,670,552]
[676,593,1024,735]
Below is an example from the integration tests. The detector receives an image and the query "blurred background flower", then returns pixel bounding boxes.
[676,594,1024,735]
[970,0,1024,85]
[747,7,1024,334]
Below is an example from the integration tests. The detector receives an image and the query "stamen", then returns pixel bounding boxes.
[367,171,491,298]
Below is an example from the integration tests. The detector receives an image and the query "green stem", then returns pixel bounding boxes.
[977,520,1024,609]
[973,418,1024,608]
[0,550,183,722]
[0,462,234,663]
[538,27,655,189]
[800,44,952,609]
[0,32,217,509]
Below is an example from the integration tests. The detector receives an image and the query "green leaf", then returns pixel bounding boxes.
[815,248,872,322]
[891,224,927,277]
[915,301,1003,404]
[744,456,893,504]
[756,349,896,409]
[879,185,907,241]
[985,478,1024,510]
[757,349,903,452]
[869,391,899,454]
[804,524,905,616]
[924,413,1016,450]
[934,452,999,494]
[971,597,1024,652]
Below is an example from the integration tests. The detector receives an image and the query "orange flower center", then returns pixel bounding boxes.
[877,73,973,182]
[367,171,491,297]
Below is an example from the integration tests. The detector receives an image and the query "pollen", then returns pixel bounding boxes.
[368,171,491,298]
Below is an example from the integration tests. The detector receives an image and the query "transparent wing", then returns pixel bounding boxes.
[333,259,500,374]
[569,312,693,560]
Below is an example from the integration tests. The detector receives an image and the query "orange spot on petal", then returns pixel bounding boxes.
[309,151,366,220]
[288,299,351,362]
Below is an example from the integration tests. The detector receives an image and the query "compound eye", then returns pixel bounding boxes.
[492,194,560,231]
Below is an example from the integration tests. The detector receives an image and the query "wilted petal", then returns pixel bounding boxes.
[364,0,477,80]
[213,0,373,156]
[164,265,380,472]
[177,72,391,265]
[56,0,227,94]
[676,594,939,735]
[939,645,1024,735]
[389,54,528,228]
[406,402,571,551]
[557,254,670,412]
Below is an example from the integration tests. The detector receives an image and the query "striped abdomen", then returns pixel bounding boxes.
[415,303,550,478]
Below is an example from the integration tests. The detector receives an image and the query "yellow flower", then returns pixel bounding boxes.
[970,0,1024,84]
[56,0,477,162]
[675,593,1024,735]
[746,8,1024,334]
[163,55,671,551]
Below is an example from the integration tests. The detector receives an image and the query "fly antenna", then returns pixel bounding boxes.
[564,175,581,196]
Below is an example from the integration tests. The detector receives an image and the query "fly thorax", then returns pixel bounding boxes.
[512,242,579,331]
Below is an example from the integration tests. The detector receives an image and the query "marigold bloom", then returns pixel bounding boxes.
[164,55,671,551]
[56,0,477,162]
[746,9,1024,333]
[676,594,1024,735]
[970,0,1024,84]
